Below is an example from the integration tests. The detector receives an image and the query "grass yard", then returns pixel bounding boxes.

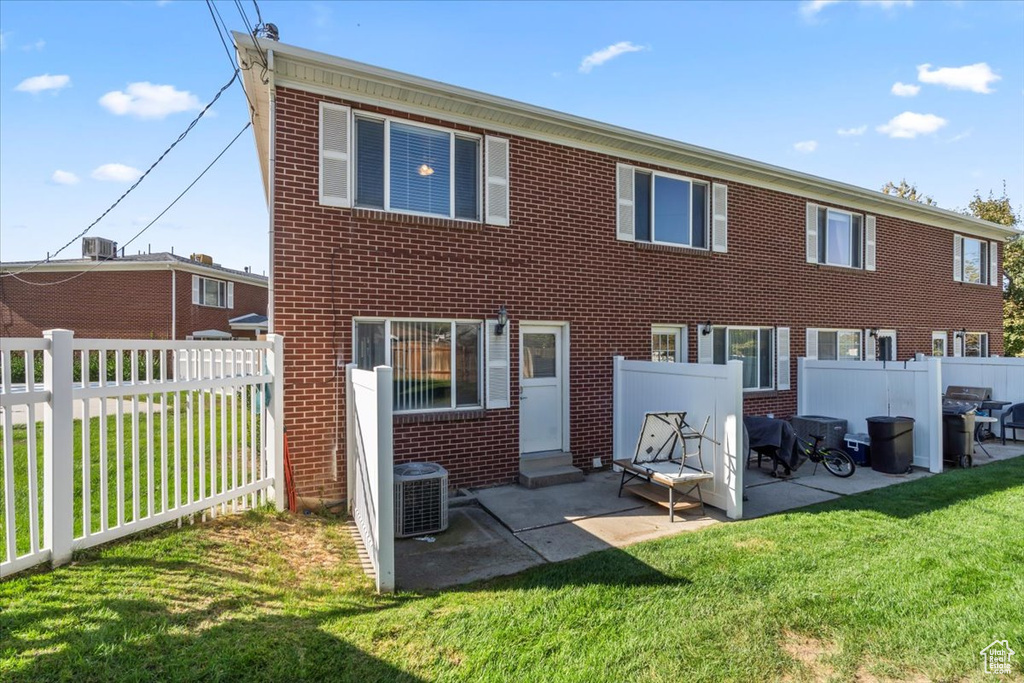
[1,458,1023,682]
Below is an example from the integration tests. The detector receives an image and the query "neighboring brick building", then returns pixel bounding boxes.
[0,247,268,341]
[235,35,1016,505]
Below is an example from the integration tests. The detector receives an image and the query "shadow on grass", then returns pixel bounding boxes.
[792,456,1024,520]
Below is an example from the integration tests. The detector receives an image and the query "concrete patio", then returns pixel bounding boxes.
[394,441,1024,591]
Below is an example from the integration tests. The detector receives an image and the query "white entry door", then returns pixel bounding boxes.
[520,324,566,454]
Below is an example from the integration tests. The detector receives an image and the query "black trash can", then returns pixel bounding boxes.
[942,406,976,468]
[866,416,915,474]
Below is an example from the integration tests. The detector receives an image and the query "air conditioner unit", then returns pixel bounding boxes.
[394,462,449,538]
[82,236,118,260]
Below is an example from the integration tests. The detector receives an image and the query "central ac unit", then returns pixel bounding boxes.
[394,462,449,538]
[82,236,118,260]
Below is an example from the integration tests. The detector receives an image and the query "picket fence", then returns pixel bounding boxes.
[0,330,284,577]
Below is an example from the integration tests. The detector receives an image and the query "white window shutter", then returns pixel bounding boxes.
[485,320,510,409]
[485,136,510,227]
[776,327,790,390]
[192,275,200,305]
[990,241,999,286]
[711,183,728,253]
[319,103,351,208]
[805,328,818,360]
[953,234,963,282]
[697,327,713,364]
[864,329,877,361]
[806,203,818,263]
[227,282,234,309]
[865,215,877,271]
[616,164,635,241]
[953,333,963,357]
[680,325,689,363]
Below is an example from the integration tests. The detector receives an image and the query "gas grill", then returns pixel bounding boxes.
[942,385,995,412]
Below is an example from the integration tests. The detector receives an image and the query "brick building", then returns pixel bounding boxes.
[1,247,268,341]
[235,35,1015,505]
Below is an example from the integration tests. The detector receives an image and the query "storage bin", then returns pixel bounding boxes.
[843,433,871,466]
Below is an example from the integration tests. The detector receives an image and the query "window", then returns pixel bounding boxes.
[931,332,947,357]
[812,329,863,360]
[354,319,482,412]
[353,115,480,220]
[965,332,989,358]
[633,170,709,248]
[817,207,863,268]
[192,276,232,309]
[651,326,687,363]
[956,236,990,284]
[711,326,773,390]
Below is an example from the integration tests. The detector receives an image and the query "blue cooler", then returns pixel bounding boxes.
[843,433,871,466]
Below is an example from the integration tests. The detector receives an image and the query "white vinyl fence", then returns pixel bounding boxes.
[1,330,284,578]
[345,364,394,593]
[612,356,744,519]
[941,357,1024,437]
[797,358,943,472]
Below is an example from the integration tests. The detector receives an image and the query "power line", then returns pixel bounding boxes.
[2,69,240,279]
[3,122,253,288]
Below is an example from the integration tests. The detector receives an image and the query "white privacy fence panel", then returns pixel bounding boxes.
[797,359,942,472]
[1,330,284,578]
[346,364,394,593]
[941,357,1024,437]
[612,357,744,519]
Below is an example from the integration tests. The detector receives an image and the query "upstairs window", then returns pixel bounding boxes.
[354,116,480,221]
[806,203,875,270]
[955,236,990,284]
[191,275,233,309]
[633,170,708,248]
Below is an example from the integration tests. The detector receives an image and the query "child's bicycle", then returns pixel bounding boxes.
[795,433,856,478]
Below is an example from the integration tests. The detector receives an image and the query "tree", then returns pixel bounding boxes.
[964,185,1023,356]
[881,178,936,205]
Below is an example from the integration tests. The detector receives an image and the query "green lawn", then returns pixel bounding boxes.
[2,458,1023,682]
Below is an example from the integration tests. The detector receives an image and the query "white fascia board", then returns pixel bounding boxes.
[1,260,268,287]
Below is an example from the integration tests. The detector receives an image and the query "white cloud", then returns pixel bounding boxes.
[862,0,913,7]
[579,41,647,74]
[0,31,8,51]
[876,111,948,138]
[917,62,1000,94]
[891,81,920,97]
[837,125,868,136]
[947,128,973,143]
[99,82,200,119]
[15,73,70,94]
[794,140,818,153]
[21,39,44,51]
[91,163,142,182]
[51,170,80,185]
[800,0,840,17]
[801,0,911,18]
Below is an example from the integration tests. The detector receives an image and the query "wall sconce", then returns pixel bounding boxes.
[701,320,713,336]
[957,328,967,339]
[869,328,879,338]
[495,305,508,335]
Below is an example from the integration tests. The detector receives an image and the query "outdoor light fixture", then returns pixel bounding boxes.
[869,328,879,338]
[418,164,435,177]
[958,328,967,339]
[701,320,713,336]
[495,305,509,335]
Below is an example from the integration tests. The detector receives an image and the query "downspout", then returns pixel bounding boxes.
[171,268,177,340]
[267,48,276,335]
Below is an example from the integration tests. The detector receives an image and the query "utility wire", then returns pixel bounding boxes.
[4,122,253,287]
[2,69,240,278]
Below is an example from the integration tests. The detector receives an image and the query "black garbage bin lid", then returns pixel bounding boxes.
[866,416,915,423]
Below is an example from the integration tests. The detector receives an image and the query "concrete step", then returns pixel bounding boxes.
[519,450,573,470]
[518,464,585,489]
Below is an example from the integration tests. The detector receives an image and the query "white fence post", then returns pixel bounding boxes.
[796,357,808,416]
[723,360,744,520]
[43,329,74,568]
[345,364,356,513]
[612,356,624,459]
[375,366,395,593]
[266,334,286,510]
[925,358,943,473]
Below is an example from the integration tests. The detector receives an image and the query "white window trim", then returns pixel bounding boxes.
[809,328,864,361]
[957,235,990,285]
[633,168,711,250]
[931,331,947,357]
[352,113,482,222]
[352,317,484,413]
[713,325,775,392]
[963,331,989,358]
[651,324,687,363]
[821,207,862,270]
[195,276,229,309]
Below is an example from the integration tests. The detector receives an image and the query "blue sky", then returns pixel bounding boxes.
[1,0,1022,273]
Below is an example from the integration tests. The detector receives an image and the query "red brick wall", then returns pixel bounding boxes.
[0,268,267,340]
[272,86,1004,503]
